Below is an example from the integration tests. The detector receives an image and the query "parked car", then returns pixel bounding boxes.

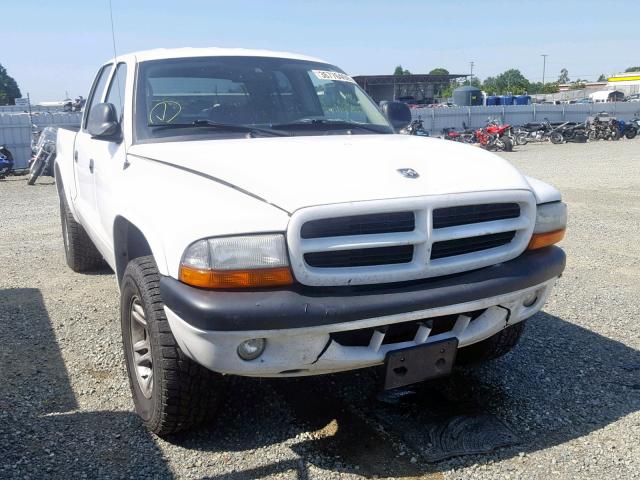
[54,47,567,436]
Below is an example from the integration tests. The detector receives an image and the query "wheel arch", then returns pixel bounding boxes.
[113,216,167,285]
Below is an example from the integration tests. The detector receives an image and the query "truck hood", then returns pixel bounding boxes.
[128,135,531,213]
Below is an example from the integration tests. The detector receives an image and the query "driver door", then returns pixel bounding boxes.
[74,63,113,233]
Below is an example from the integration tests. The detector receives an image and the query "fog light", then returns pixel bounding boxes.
[522,291,538,308]
[237,338,266,361]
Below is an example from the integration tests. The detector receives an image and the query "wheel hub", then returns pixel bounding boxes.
[130,296,153,398]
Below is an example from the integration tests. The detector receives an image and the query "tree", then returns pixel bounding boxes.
[558,68,570,84]
[0,63,21,106]
[394,65,411,76]
[428,68,449,75]
[597,74,607,82]
[482,69,530,95]
[625,66,640,73]
[570,79,587,90]
[462,77,482,88]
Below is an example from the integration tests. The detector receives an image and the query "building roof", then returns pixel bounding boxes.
[608,72,640,81]
[353,74,468,85]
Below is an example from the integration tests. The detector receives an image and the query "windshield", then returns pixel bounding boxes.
[134,56,392,142]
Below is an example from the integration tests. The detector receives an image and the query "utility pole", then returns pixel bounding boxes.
[541,54,548,87]
[26,92,33,127]
[470,61,474,83]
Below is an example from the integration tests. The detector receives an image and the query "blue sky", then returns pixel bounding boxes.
[3,0,639,102]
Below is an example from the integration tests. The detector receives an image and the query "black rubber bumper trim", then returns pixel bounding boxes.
[160,246,565,332]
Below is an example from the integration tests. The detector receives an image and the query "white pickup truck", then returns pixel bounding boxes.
[55,48,566,436]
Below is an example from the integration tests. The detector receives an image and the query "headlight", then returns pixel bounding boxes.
[179,234,293,289]
[528,202,567,250]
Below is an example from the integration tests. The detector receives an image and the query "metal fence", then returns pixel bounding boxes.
[411,102,640,135]
[0,105,68,114]
[0,112,82,169]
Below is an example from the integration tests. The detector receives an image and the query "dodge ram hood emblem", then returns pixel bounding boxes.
[397,168,419,179]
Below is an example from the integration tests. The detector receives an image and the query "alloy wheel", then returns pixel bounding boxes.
[129,296,153,398]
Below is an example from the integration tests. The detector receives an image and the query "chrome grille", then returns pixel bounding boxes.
[287,191,536,287]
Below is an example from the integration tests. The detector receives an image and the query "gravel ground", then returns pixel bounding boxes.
[1,139,639,480]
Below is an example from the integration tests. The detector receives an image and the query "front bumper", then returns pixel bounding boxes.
[161,247,565,377]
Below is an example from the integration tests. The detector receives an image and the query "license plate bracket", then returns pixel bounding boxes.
[384,338,458,390]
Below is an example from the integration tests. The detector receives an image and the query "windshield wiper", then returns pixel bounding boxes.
[148,120,291,137]
[272,119,390,134]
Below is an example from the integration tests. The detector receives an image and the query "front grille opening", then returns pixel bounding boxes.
[330,310,484,347]
[433,203,520,229]
[431,231,516,260]
[305,245,414,268]
[301,212,415,239]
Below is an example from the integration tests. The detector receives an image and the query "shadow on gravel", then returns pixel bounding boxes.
[0,288,171,479]
[175,312,640,479]
[81,263,115,276]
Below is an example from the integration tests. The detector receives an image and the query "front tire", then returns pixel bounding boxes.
[456,321,526,365]
[121,256,221,436]
[625,128,637,140]
[27,158,44,185]
[550,132,564,144]
[515,133,528,145]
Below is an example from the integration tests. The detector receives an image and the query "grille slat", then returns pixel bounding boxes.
[305,245,413,268]
[301,212,414,239]
[431,231,516,260]
[433,203,520,229]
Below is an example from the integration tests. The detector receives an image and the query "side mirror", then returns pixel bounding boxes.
[87,103,120,139]
[380,101,412,132]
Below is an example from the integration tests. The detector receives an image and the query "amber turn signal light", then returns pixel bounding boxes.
[527,229,565,250]
[179,265,294,289]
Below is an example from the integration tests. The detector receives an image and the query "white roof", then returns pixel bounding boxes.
[589,90,623,100]
[109,47,327,65]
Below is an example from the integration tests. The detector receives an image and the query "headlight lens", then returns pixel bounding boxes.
[528,202,567,250]
[179,234,293,288]
[533,201,567,234]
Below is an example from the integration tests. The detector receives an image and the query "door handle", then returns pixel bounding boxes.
[74,151,78,163]
[89,159,94,173]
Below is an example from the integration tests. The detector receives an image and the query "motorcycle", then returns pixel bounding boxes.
[587,114,620,141]
[515,118,565,145]
[400,118,430,136]
[613,119,637,140]
[27,127,57,185]
[556,123,588,143]
[0,146,14,180]
[440,127,472,143]
[473,125,514,151]
[485,118,516,147]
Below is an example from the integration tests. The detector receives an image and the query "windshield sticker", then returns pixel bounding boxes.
[312,70,357,84]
